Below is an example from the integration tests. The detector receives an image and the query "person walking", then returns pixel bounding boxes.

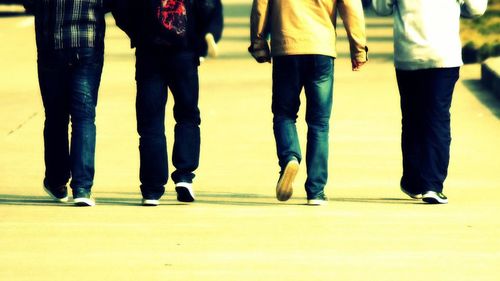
[249,0,368,205]
[372,0,488,204]
[113,0,223,206]
[25,0,111,206]
[198,0,224,59]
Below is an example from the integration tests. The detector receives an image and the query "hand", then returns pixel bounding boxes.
[248,46,271,63]
[351,59,366,71]
[248,40,271,64]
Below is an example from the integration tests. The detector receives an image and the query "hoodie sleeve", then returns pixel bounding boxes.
[110,0,137,44]
[338,0,368,62]
[371,0,395,16]
[23,0,35,13]
[250,0,271,44]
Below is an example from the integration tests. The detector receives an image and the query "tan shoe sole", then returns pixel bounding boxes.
[276,160,299,201]
[205,33,218,58]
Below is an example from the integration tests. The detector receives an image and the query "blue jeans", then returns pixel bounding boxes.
[135,48,200,199]
[37,48,103,191]
[396,67,459,193]
[272,55,334,198]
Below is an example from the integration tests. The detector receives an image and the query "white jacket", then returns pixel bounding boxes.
[372,0,488,70]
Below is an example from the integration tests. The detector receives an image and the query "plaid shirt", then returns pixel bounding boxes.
[32,0,107,50]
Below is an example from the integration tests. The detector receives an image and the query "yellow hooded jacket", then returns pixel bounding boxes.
[250,0,368,62]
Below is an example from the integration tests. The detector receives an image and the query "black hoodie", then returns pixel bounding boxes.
[111,0,223,55]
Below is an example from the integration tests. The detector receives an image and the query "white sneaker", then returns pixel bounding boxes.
[205,33,218,58]
[73,197,95,207]
[73,188,95,207]
[307,194,328,206]
[400,186,423,199]
[175,182,195,202]
[43,184,69,203]
[142,199,160,206]
[422,191,448,204]
[307,199,328,206]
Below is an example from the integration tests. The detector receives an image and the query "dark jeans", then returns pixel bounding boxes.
[272,55,334,199]
[37,47,104,191]
[135,48,200,199]
[396,67,460,193]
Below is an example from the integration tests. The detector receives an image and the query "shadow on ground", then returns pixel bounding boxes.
[463,79,500,119]
[0,194,141,207]
[0,11,25,17]
[0,192,421,206]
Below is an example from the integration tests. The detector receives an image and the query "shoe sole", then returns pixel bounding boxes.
[176,186,195,203]
[205,33,218,57]
[276,160,299,201]
[400,187,423,199]
[74,197,95,207]
[43,186,68,203]
[422,196,448,204]
[142,199,159,206]
[307,199,327,206]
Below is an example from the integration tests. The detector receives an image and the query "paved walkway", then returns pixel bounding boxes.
[0,1,499,280]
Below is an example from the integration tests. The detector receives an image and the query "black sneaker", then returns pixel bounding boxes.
[43,183,68,202]
[307,194,328,206]
[400,186,423,199]
[175,182,195,202]
[422,191,448,204]
[276,158,299,201]
[73,188,95,207]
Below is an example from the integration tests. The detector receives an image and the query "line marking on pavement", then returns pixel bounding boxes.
[225,17,248,24]
[17,18,34,28]
[0,4,24,13]
[6,112,38,136]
